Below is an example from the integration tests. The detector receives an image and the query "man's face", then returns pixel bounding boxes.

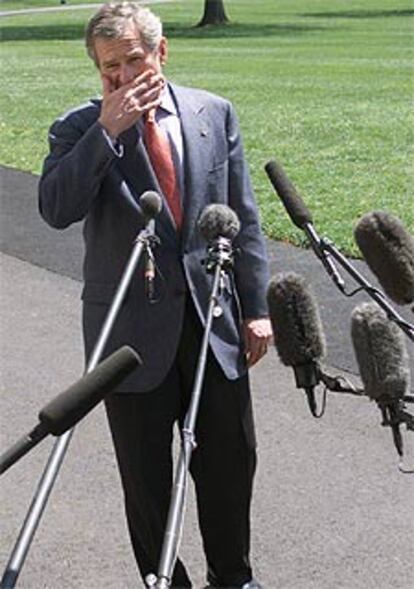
[94,21,167,90]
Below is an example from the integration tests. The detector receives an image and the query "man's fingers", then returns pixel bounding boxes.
[243,318,273,368]
[102,70,163,102]
[141,96,163,117]
[246,340,268,368]
[99,70,164,139]
[129,69,164,90]
[138,84,163,110]
[125,75,164,101]
[120,70,163,99]
[121,85,162,116]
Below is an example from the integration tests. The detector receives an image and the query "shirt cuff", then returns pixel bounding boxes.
[100,124,124,158]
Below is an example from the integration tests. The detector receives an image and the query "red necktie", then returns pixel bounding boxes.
[144,110,183,230]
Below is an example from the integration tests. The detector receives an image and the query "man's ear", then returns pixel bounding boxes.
[159,36,168,66]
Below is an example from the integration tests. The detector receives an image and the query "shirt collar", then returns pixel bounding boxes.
[159,84,178,117]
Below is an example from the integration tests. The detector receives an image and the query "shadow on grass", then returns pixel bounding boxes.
[0,23,85,41]
[164,21,327,39]
[1,21,327,43]
[302,9,414,19]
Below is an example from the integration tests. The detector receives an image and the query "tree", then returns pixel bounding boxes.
[197,0,230,27]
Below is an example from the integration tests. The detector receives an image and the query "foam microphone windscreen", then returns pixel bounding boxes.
[198,204,241,242]
[39,346,142,436]
[354,210,414,305]
[140,191,162,219]
[267,272,326,367]
[264,160,313,229]
[351,302,410,401]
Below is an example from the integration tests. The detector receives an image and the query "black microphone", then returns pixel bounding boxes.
[140,190,162,221]
[267,272,327,416]
[198,203,241,243]
[139,191,162,301]
[351,302,410,457]
[198,204,241,277]
[0,346,141,475]
[39,346,141,434]
[265,160,345,291]
[264,160,313,229]
[354,211,414,306]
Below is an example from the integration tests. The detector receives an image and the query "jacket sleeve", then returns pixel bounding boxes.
[38,107,118,229]
[225,102,270,319]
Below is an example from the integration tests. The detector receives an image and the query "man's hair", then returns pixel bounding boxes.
[85,2,163,66]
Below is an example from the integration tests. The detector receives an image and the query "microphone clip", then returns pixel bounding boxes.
[298,365,365,419]
[319,370,364,396]
[292,362,327,418]
[304,226,346,293]
[136,220,161,304]
[144,237,161,304]
[377,397,414,432]
[376,397,414,473]
[203,236,235,274]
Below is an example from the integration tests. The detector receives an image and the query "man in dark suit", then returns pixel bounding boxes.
[39,3,273,588]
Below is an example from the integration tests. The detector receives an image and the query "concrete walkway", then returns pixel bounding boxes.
[1,164,413,588]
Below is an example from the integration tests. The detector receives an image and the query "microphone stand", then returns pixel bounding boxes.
[300,227,414,467]
[314,240,414,471]
[303,227,414,343]
[1,221,158,589]
[146,237,235,589]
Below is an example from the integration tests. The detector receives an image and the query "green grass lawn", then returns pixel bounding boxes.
[0,0,102,9]
[1,0,413,253]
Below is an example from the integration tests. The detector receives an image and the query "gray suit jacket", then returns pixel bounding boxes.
[39,83,269,392]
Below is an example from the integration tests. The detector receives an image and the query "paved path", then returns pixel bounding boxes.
[1,164,413,588]
[2,166,413,377]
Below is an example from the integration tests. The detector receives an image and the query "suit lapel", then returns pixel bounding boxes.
[116,124,179,247]
[170,85,211,248]
[108,84,211,248]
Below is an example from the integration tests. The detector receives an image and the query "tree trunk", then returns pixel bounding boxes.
[197,0,230,27]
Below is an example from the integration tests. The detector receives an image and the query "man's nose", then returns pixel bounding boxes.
[119,63,136,85]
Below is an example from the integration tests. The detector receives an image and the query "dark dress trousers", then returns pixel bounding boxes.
[39,83,270,587]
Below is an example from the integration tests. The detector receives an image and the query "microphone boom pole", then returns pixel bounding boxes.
[1,193,161,589]
[321,239,414,342]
